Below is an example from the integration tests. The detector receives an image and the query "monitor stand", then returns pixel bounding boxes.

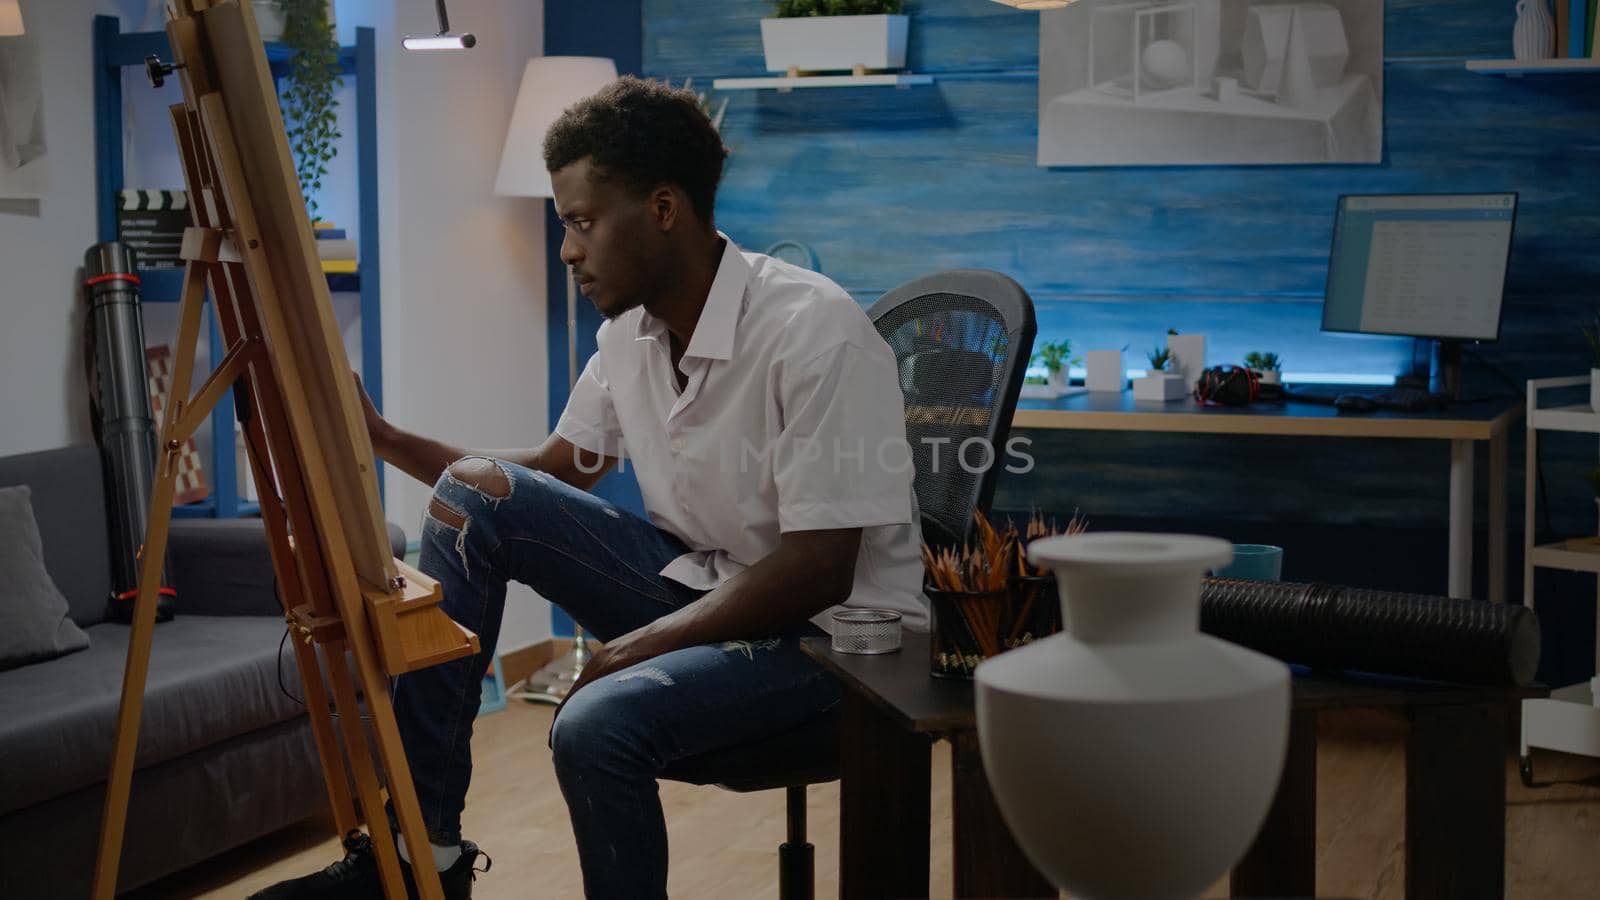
[1396,339,1462,400]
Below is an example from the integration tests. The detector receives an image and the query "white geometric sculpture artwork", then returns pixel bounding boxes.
[976,533,1291,900]
[1243,3,1349,99]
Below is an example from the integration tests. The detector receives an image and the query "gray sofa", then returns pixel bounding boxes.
[0,445,404,897]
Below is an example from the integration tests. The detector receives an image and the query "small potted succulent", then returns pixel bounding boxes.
[1243,351,1282,385]
[1033,339,1079,395]
[1134,346,1186,402]
[762,0,909,75]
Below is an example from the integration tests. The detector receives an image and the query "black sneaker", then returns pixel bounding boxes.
[247,829,490,900]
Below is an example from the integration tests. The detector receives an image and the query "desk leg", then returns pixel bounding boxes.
[839,690,931,900]
[1448,439,1474,600]
[1230,707,1316,898]
[1488,429,1507,603]
[1406,702,1507,900]
[949,732,1055,898]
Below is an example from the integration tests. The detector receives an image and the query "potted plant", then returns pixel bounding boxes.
[1032,339,1079,395]
[761,0,909,75]
[1243,351,1282,385]
[1134,347,1186,401]
[252,0,333,45]
[276,0,342,221]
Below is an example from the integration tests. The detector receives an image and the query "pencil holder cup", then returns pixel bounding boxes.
[928,587,1010,680]
[1005,574,1063,649]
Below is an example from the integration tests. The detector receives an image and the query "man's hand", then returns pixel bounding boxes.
[352,371,389,451]
[553,627,674,721]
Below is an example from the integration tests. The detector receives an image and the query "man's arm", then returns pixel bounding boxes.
[567,527,862,695]
[356,375,615,491]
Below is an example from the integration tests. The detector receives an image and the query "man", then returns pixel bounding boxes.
[253,76,925,899]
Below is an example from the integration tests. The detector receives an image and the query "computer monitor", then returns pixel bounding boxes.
[1323,193,1517,343]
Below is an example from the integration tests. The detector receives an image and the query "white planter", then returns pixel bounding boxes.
[1166,333,1206,387]
[1260,369,1281,385]
[1085,350,1124,392]
[253,1,335,43]
[976,533,1291,900]
[760,15,909,73]
[1133,372,1187,402]
[1591,368,1600,412]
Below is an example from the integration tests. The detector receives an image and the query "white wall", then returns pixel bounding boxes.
[372,0,553,653]
[0,0,554,653]
[0,0,144,457]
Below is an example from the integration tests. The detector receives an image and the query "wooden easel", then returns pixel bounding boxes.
[90,3,478,899]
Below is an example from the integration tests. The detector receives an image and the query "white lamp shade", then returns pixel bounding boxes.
[494,56,619,198]
[0,0,24,36]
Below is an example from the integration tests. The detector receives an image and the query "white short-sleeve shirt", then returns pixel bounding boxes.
[555,234,929,631]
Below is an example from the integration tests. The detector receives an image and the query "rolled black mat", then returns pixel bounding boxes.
[1200,577,1540,687]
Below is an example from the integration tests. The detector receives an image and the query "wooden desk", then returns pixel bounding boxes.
[1012,393,1523,602]
[804,633,1542,900]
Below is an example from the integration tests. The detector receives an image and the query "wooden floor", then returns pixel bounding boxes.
[128,705,1600,899]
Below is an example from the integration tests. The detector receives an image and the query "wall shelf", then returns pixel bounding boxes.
[94,15,383,518]
[134,267,363,302]
[1465,58,1600,76]
[711,73,934,91]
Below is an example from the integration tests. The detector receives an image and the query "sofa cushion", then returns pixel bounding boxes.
[0,615,305,816]
[0,446,113,628]
[0,486,91,671]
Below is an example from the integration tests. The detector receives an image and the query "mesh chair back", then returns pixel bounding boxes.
[866,270,1036,550]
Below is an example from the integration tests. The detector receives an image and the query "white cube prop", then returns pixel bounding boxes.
[1085,350,1124,392]
[1134,373,1188,402]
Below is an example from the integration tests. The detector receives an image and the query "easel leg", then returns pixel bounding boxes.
[91,262,208,900]
[323,644,411,899]
[349,641,452,900]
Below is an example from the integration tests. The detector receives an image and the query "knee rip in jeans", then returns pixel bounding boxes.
[445,456,513,507]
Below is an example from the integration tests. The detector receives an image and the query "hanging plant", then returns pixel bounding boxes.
[277,0,341,221]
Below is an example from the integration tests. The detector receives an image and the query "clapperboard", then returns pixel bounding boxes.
[117,190,191,270]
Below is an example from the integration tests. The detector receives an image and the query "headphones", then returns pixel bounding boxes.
[1194,365,1260,406]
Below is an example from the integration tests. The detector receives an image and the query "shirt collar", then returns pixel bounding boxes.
[633,232,749,362]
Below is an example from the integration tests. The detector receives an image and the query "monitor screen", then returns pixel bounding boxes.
[1322,193,1517,342]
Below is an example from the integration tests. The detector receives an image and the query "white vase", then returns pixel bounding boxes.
[1166,333,1206,387]
[1260,369,1281,385]
[1048,368,1068,396]
[760,15,909,73]
[976,533,1291,900]
[1513,0,1555,61]
[1085,349,1124,392]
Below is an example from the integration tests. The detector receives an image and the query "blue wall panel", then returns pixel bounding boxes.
[630,0,1600,607]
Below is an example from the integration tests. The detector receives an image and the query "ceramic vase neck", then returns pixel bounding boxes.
[1060,570,1202,644]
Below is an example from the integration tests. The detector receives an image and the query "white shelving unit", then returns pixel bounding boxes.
[711,73,934,91]
[1519,375,1600,785]
[1466,58,1600,76]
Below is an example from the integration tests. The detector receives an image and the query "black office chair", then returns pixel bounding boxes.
[659,269,1036,899]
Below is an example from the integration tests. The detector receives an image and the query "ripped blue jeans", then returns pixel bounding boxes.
[390,457,841,899]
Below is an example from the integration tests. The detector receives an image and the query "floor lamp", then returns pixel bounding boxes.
[493,56,618,704]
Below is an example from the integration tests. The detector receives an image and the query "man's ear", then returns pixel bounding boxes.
[650,185,680,234]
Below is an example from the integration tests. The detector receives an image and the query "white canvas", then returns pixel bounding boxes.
[0,3,47,199]
[1038,0,1383,167]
